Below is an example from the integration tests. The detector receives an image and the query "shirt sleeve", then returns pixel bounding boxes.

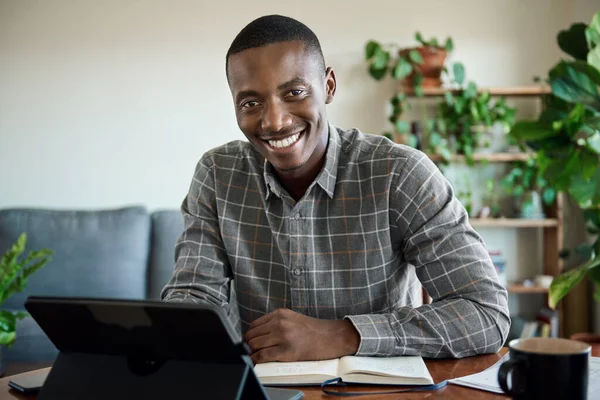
[346,151,510,358]
[161,156,241,337]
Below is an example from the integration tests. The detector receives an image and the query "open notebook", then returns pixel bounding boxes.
[254,356,434,386]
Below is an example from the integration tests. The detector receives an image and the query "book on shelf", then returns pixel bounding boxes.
[254,355,434,386]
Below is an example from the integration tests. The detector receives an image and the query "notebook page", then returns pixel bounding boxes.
[254,359,339,379]
[339,356,429,378]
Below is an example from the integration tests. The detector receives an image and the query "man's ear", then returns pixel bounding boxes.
[325,67,336,104]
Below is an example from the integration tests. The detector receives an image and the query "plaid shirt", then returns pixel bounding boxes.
[162,125,510,358]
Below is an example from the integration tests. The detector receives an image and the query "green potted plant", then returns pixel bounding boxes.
[434,80,516,164]
[502,157,557,218]
[508,12,600,352]
[0,233,52,371]
[365,32,454,94]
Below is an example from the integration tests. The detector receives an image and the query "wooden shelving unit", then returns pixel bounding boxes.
[507,284,550,294]
[470,218,558,228]
[427,152,533,162]
[401,85,551,97]
[407,85,565,335]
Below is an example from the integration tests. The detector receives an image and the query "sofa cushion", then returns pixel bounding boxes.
[148,210,183,299]
[0,206,151,361]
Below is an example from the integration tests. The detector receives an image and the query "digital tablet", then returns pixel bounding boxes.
[24,296,304,400]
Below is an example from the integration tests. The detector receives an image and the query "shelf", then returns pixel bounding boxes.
[470,218,558,228]
[427,152,533,162]
[507,284,549,294]
[400,85,551,97]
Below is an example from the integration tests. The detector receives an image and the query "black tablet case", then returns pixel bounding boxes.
[24,297,295,400]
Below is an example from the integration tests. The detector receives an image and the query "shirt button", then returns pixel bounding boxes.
[293,213,301,220]
[292,268,302,276]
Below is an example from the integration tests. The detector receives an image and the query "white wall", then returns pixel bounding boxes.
[0,0,592,210]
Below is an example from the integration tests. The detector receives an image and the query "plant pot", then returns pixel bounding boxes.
[515,190,545,219]
[570,333,600,357]
[472,123,509,154]
[398,46,447,88]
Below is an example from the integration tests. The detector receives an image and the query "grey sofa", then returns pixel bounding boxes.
[0,206,183,362]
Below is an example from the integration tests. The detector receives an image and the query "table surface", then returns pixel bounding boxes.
[0,349,509,399]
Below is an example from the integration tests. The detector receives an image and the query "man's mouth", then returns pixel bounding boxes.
[265,130,305,149]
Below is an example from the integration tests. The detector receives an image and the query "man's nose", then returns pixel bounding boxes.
[261,101,292,133]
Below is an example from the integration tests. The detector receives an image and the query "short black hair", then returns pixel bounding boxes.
[225,15,325,77]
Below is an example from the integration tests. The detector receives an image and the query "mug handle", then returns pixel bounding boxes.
[498,358,525,396]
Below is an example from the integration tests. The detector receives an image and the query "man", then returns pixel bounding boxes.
[162,15,510,364]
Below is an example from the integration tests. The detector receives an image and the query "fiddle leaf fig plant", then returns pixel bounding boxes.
[508,12,600,309]
[0,234,52,346]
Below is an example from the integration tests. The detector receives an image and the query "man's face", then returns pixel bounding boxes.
[227,41,335,174]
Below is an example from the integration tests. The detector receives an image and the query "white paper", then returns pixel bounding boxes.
[449,353,508,393]
[450,354,600,396]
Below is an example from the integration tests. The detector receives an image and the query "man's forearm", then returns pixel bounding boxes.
[346,292,510,358]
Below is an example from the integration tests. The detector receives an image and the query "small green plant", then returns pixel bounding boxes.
[436,82,516,164]
[414,32,454,51]
[502,158,557,205]
[364,32,454,96]
[502,158,557,218]
[0,234,52,346]
[456,180,474,216]
[482,179,502,218]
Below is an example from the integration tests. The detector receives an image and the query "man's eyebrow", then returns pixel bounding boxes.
[278,78,310,91]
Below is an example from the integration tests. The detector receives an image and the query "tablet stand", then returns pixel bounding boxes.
[38,351,269,400]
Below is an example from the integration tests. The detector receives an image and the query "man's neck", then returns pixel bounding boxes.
[276,155,326,202]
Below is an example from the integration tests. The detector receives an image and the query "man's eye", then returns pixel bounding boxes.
[288,89,304,97]
[242,101,259,108]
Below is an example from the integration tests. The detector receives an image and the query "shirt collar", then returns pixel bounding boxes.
[263,123,341,200]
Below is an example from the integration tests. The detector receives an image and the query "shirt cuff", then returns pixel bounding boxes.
[345,314,396,356]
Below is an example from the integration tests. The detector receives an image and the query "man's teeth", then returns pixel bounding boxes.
[268,132,301,149]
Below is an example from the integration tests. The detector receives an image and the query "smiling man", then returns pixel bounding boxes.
[162,15,510,364]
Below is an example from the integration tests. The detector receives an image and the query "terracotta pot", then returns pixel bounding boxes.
[570,332,600,357]
[398,46,447,88]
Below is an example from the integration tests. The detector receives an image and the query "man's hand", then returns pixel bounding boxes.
[244,308,360,364]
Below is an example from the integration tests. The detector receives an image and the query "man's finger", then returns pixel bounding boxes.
[244,320,274,343]
[247,332,279,352]
[251,345,280,364]
[248,310,276,330]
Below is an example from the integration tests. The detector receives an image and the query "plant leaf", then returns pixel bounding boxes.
[395,120,410,133]
[549,265,588,309]
[586,12,600,49]
[444,38,454,52]
[0,310,16,332]
[465,81,478,99]
[415,31,424,45]
[543,187,556,205]
[409,49,424,65]
[368,64,387,80]
[581,149,599,180]
[549,61,600,112]
[453,63,465,86]
[569,167,600,208]
[0,331,16,346]
[588,45,600,72]
[393,58,413,80]
[372,47,390,69]
[509,121,557,141]
[587,132,600,154]
[557,23,589,60]
[413,74,424,97]
[365,40,380,60]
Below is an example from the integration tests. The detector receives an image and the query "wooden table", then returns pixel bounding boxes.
[0,349,508,399]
